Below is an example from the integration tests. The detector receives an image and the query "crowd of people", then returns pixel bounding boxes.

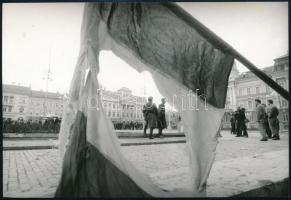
[230,107,249,137]
[3,117,61,133]
[230,99,280,141]
[112,121,144,130]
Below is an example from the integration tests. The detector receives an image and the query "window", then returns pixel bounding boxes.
[276,78,286,90]
[117,113,119,117]
[3,106,7,112]
[3,96,8,103]
[247,101,252,110]
[20,98,26,104]
[247,88,251,95]
[113,112,115,117]
[19,106,24,113]
[8,106,12,112]
[283,113,288,121]
[108,111,111,117]
[9,96,14,104]
[282,100,287,107]
[239,88,242,96]
[255,87,260,94]
[266,86,270,93]
[113,104,115,109]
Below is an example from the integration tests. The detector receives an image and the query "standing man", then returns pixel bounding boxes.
[230,113,236,134]
[255,99,268,141]
[234,107,241,137]
[157,98,167,138]
[142,96,158,139]
[267,99,280,140]
[262,103,272,138]
[240,108,248,137]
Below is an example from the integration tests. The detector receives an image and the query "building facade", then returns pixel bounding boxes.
[3,84,66,121]
[100,87,147,123]
[223,53,289,130]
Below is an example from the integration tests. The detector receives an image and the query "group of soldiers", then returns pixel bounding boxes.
[3,117,61,133]
[230,99,280,141]
[255,99,280,141]
[142,97,167,139]
[112,121,144,130]
[230,107,249,137]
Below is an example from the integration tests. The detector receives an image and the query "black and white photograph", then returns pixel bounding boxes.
[2,2,289,198]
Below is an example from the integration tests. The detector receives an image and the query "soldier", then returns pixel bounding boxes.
[142,96,158,139]
[234,107,241,137]
[255,99,268,141]
[262,103,272,138]
[157,98,167,138]
[267,99,280,140]
[230,113,236,134]
[240,108,248,138]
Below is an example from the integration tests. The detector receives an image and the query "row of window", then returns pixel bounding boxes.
[3,96,15,104]
[238,86,265,96]
[31,101,63,108]
[2,105,25,113]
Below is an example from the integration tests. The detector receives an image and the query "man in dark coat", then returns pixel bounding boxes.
[262,103,272,138]
[255,99,268,141]
[157,98,167,138]
[234,107,241,137]
[230,113,236,134]
[267,99,280,140]
[240,108,248,137]
[142,96,158,139]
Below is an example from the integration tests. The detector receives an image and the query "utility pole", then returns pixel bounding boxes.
[43,46,53,117]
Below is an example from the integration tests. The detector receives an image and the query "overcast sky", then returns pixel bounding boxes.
[3,2,288,104]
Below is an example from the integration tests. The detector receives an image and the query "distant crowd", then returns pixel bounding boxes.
[3,117,61,133]
[112,121,144,130]
[3,117,149,133]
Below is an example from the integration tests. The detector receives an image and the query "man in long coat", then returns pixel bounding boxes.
[142,97,158,139]
[157,98,167,138]
[267,99,280,140]
[255,99,268,141]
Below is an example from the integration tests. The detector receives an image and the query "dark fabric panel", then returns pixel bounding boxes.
[55,111,151,198]
[99,3,234,108]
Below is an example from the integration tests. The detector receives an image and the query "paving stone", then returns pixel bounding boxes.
[2,131,289,197]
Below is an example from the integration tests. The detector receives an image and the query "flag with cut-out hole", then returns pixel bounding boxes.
[56,3,234,198]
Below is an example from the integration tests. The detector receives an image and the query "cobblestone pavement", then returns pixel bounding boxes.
[3,131,288,197]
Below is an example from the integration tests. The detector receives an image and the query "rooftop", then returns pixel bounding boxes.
[3,84,64,99]
[274,53,288,61]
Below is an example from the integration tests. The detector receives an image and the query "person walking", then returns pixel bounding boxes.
[157,98,167,138]
[262,103,272,138]
[255,99,268,141]
[142,96,158,139]
[267,99,280,140]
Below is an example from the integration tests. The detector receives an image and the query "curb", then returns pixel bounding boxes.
[3,138,187,150]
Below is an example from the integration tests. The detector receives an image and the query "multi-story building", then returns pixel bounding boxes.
[223,53,289,130]
[2,84,31,120]
[100,87,146,123]
[2,84,67,121]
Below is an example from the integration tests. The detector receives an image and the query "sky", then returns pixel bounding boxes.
[2,2,288,105]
